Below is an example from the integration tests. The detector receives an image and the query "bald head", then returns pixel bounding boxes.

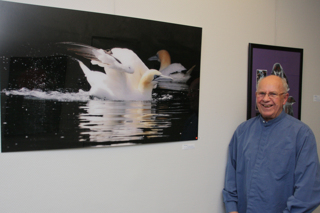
[257,75,288,93]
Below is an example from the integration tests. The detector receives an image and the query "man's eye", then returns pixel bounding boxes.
[269,93,276,97]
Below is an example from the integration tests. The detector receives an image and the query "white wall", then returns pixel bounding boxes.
[0,0,319,212]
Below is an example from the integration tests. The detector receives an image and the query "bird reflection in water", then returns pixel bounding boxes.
[78,100,171,143]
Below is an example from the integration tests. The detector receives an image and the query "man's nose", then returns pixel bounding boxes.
[262,94,270,101]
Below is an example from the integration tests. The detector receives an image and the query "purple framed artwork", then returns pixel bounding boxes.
[247,43,303,120]
[0,1,202,152]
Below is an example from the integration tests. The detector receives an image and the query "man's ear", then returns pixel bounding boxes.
[283,93,289,105]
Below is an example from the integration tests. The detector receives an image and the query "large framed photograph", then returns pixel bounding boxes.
[247,43,303,120]
[0,1,202,152]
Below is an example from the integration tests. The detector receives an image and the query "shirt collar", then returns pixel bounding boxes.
[259,110,286,126]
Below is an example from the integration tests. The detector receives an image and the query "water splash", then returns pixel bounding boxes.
[1,88,173,102]
[2,88,91,102]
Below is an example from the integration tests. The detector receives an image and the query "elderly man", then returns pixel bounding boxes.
[223,75,320,213]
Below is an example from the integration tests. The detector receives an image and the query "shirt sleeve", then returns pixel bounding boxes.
[283,128,320,213]
[223,132,238,213]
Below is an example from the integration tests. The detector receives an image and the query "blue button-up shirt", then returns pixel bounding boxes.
[223,111,320,213]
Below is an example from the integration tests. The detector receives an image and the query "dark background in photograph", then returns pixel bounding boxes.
[0,1,202,152]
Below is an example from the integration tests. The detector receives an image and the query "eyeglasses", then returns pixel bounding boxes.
[256,92,286,99]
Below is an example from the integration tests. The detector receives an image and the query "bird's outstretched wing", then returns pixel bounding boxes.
[58,42,134,74]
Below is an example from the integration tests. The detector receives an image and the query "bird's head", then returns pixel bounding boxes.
[138,69,172,91]
[148,50,171,72]
[148,50,171,65]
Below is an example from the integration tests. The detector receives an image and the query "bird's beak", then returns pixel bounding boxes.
[153,74,173,82]
[148,55,159,61]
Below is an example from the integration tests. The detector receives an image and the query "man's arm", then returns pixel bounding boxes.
[223,133,238,213]
[283,128,320,213]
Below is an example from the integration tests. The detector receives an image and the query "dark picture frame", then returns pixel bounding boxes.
[247,43,303,120]
[0,1,202,152]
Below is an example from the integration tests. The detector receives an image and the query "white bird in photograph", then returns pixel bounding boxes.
[61,42,172,100]
[148,49,195,83]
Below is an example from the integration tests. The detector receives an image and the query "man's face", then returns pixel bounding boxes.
[256,76,288,121]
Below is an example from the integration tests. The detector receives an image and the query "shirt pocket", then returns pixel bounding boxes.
[267,149,293,180]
